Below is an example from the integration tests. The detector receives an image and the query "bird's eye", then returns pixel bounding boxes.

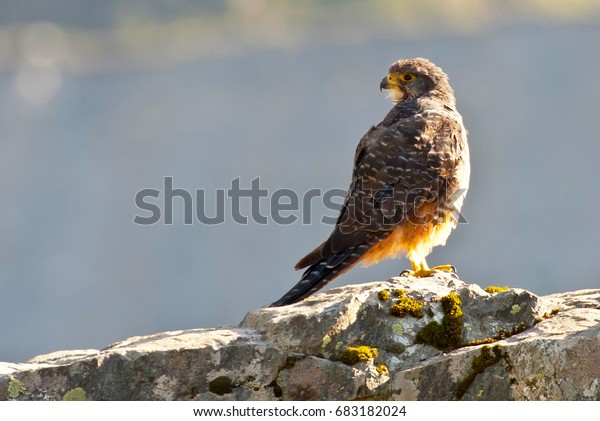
[402,74,415,82]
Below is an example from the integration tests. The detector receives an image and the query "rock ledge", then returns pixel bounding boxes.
[1,273,599,400]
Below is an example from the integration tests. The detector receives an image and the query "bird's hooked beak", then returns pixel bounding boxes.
[380,75,393,91]
[380,74,405,104]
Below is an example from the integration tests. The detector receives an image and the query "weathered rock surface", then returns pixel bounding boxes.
[1,273,599,400]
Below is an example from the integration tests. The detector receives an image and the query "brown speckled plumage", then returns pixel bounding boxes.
[271,58,470,307]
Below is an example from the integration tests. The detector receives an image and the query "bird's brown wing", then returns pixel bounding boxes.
[271,109,464,306]
[296,109,464,269]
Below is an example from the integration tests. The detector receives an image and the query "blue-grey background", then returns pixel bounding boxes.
[1,1,599,362]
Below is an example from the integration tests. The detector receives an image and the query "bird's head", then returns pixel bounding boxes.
[380,57,454,105]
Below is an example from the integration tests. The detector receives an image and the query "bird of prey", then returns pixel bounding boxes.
[271,57,470,307]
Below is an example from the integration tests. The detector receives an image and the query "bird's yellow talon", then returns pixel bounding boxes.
[431,264,457,274]
[400,263,456,277]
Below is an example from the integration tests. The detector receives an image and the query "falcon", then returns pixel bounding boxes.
[271,57,470,307]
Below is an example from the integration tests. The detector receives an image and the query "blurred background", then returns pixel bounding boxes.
[1,0,599,362]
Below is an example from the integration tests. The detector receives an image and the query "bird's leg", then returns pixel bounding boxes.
[399,255,429,277]
[400,256,456,277]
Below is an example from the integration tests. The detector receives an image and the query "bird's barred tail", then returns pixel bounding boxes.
[270,236,385,307]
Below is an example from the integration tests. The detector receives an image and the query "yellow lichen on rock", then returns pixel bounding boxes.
[62,387,86,401]
[378,290,391,301]
[376,364,389,376]
[339,345,378,366]
[389,289,424,318]
[7,378,26,399]
[484,286,509,294]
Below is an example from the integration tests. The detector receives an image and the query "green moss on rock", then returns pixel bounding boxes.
[415,321,446,348]
[339,346,378,366]
[271,382,283,398]
[62,387,86,401]
[465,322,529,346]
[389,289,424,318]
[209,376,234,395]
[415,292,463,349]
[441,292,463,347]
[456,345,503,399]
